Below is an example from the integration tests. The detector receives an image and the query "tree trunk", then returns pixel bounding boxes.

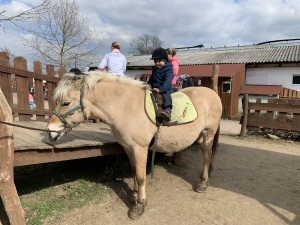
[212,64,219,93]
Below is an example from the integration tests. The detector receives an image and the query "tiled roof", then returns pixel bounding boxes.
[127,44,300,67]
[239,85,282,95]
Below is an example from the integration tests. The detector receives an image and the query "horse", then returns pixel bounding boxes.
[46,71,222,219]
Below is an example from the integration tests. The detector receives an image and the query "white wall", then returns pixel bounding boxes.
[246,67,300,91]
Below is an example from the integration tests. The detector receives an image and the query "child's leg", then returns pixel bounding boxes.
[160,93,172,121]
[161,93,172,110]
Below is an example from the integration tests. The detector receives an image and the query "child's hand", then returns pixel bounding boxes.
[153,88,160,92]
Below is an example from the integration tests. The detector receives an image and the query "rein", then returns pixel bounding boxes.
[53,89,87,130]
[0,120,60,133]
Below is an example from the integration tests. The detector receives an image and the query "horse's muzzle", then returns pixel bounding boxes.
[48,129,64,141]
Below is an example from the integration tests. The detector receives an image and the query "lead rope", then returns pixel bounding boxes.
[150,90,161,179]
[151,124,160,179]
[0,120,60,133]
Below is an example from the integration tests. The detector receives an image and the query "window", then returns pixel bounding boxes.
[222,82,231,93]
[292,75,300,84]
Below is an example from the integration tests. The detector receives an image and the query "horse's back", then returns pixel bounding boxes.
[181,86,222,126]
[181,86,221,109]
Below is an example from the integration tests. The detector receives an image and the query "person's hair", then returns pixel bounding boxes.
[166,48,177,57]
[111,42,121,49]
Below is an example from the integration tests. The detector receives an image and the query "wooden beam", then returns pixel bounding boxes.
[248,102,300,113]
[0,88,26,225]
[0,64,59,83]
[240,94,248,137]
[14,144,124,166]
[211,64,219,93]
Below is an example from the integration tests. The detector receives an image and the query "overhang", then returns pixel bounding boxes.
[239,85,282,95]
[142,64,245,77]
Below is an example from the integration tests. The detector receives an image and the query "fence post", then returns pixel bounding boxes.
[46,65,56,111]
[240,94,248,137]
[14,56,31,121]
[0,88,26,225]
[212,64,219,93]
[33,61,45,121]
[57,67,67,78]
[0,52,13,107]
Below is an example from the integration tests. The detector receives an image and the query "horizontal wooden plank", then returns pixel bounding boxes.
[247,117,300,132]
[13,122,52,150]
[248,102,300,113]
[0,64,59,83]
[11,121,122,166]
[13,121,118,151]
[14,144,124,166]
[12,107,53,116]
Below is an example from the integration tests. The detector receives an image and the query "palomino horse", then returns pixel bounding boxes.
[47,71,222,219]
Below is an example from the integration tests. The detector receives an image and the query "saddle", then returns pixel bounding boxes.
[144,89,198,126]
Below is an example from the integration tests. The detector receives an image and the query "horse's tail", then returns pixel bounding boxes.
[212,125,220,162]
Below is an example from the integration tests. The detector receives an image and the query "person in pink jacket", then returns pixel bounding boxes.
[166,48,179,85]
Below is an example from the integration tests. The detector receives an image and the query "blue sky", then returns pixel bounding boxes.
[1,0,300,67]
[0,0,11,5]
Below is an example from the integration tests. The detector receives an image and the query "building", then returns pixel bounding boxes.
[126,41,300,118]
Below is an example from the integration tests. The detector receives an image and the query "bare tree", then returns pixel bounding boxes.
[0,0,50,31]
[129,34,164,55]
[22,0,102,68]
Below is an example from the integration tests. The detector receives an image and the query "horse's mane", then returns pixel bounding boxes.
[54,71,150,101]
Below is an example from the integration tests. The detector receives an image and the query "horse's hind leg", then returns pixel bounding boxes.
[195,129,216,192]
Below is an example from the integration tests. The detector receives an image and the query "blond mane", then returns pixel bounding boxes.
[54,71,150,101]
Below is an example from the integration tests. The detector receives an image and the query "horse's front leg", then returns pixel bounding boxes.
[127,146,148,220]
[196,130,214,192]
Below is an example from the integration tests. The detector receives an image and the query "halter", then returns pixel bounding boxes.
[53,89,87,130]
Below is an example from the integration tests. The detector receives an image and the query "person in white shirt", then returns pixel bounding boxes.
[98,42,127,76]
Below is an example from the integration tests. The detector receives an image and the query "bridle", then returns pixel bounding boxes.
[53,89,87,131]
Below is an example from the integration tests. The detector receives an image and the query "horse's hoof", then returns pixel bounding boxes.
[195,181,208,193]
[128,203,145,220]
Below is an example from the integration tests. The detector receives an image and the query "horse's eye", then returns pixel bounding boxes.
[62,102,70,107]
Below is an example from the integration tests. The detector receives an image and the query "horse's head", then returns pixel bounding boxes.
[47,74,90,141]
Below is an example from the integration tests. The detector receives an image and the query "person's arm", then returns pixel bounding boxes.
[123,56,127,73]
[98,55,108,70]
[172,60,179,76]
[158,68,174,93]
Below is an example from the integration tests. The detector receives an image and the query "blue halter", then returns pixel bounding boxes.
[53,89,87,130]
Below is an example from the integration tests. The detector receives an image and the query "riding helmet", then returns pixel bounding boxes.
[150,47,168,61]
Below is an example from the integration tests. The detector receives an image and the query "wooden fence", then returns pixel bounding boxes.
[279,87,300,98]
[240,95,300,136]
[0,52,66,121]
[0,53,120,224]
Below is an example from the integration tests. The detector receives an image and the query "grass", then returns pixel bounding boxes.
[0,153,131,225]
[21,179,109,225]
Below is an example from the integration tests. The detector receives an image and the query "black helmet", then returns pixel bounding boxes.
[150,47,168,61]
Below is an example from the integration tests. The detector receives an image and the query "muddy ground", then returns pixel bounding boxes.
[40,135,300,225]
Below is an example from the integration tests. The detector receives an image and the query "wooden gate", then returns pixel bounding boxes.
[241,96,300,135]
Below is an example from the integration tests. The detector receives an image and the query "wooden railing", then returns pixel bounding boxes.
[0,52,66,121]
[279,87,300,99]
[240,95,300,136]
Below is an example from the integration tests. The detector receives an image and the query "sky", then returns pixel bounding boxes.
[1,0,300,67]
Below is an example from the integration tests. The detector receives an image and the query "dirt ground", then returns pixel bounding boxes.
[43,134,300,225]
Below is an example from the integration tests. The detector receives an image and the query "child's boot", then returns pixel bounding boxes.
[160,108,172,121]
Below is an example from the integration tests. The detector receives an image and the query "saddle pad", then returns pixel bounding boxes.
[145,89,198,125]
